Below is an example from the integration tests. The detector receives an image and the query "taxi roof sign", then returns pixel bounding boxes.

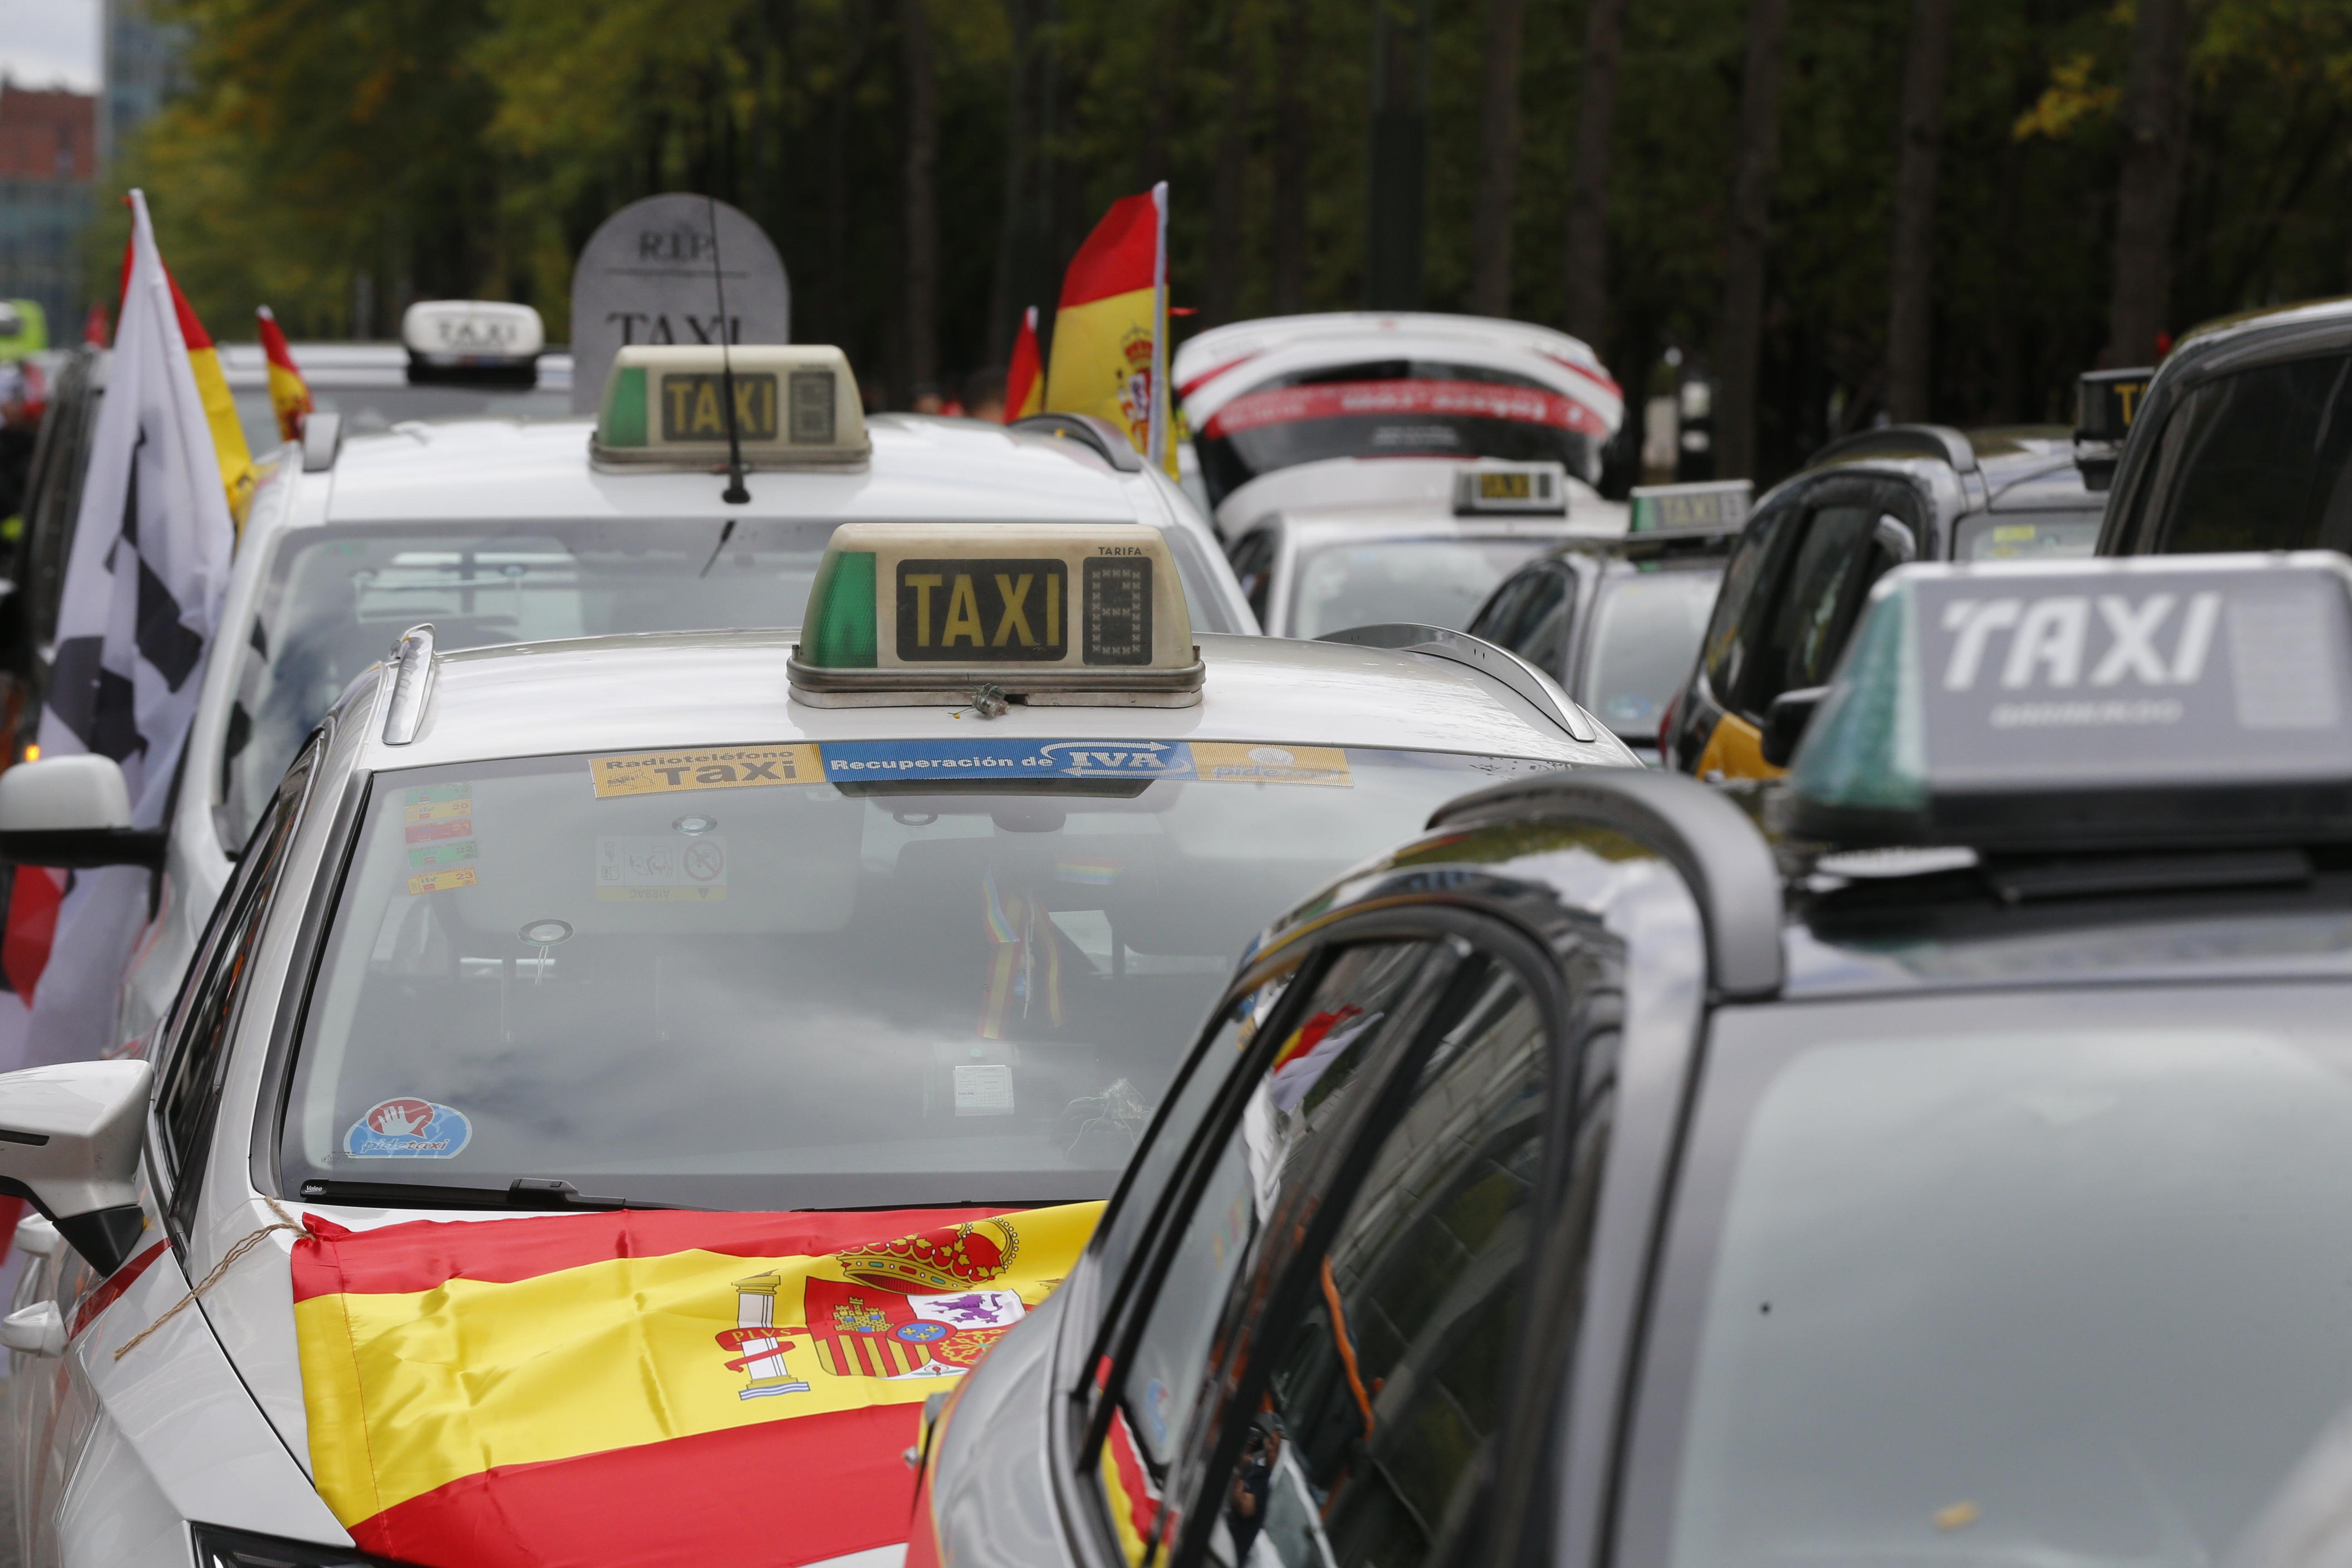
[789,522,1201,708]
[1786,553,2352,851]
[593,344,868,469]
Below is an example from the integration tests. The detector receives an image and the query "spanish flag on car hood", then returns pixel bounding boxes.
[1043,184,1171,473]
[294,1201,1102,1567]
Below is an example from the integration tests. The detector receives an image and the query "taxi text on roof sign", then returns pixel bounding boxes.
[789,521,1201,708]
[592,344,869,468]
[1785,552,2352,851]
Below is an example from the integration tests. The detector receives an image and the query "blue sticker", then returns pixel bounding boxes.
[896,1320,951,1343]
[819,739,1200,783]
[345,1098,473,1159]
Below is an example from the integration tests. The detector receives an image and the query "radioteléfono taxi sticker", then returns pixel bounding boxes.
[587,740,1355,790]
[590,745,823,798]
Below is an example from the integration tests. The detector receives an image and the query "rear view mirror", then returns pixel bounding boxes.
[0,1060,152,1274]
[1762,685,1829,769]
[0,754,165,869]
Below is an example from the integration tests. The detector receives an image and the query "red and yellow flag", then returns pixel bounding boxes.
[1043,184,1171,473]
[1004,306,1044,422]
[119,233,255,521]
[256,305,312,443]
[293,1201,1100,1568]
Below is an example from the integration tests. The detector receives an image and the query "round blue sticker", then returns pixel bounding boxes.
[345,1098,473,1159]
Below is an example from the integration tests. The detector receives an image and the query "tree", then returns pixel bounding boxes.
[1715,0,1792,480]
[1561,0,1625,347]
[1468,0,1526,316]
[2107,0,2190,366]
[901,0,941,402]
[1886,0,1955,423]
[1268,0,1311,314]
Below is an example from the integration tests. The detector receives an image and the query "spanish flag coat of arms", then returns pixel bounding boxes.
[292,1202,1100,1566]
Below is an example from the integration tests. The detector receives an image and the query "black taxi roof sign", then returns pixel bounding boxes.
[1786,553,2352,850]
[592,344,868,469]
[789,522,1202,709]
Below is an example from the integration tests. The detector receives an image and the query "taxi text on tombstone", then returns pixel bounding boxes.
[568,195,792,414]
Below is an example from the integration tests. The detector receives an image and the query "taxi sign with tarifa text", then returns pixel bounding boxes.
[789,523,1201,709]
[592,344,869,469]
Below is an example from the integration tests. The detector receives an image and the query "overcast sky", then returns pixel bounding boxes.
[0,0,102,95]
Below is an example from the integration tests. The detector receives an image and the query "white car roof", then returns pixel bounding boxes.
[217,341,576,392]
[1215,455,1630,541]
[1267,512,1590,550]
[356,629,1616,774]
[1173,311,1623,432]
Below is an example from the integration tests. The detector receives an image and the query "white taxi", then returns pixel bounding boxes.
[2,343,1255,1062]
[0,520,1628,1568]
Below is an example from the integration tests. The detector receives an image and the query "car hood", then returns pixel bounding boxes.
[238,1200,1101,1568]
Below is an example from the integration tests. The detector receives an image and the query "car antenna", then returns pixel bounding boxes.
[706,192,750,507]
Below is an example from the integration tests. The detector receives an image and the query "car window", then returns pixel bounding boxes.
[1472,565,1573,678]
[1954,510,2103,561]
[1579,568,1723,741]
[1292,539,1555,641]
[2124,354,2352,554]
[1738,496,1911,716]
[155,736,316,1215]
[1698,503,1791,705]
[1230,531,1277,628]
[1205,955,1555,1568]
[1097,941,1464,1556]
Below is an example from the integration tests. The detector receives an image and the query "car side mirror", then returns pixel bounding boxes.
[0,1060,153,1274]
[1872,514,1917,565]
[1761,685,1829,769]
[0,755,165,869]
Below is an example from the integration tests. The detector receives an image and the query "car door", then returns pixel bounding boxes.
[1074,908,1586,1568]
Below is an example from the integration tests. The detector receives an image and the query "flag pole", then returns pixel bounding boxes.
[1148,181,1170,470]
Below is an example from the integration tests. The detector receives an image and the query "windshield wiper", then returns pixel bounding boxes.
[296,1177,691,1211]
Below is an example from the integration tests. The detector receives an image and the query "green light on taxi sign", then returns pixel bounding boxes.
[803,550,877,668]
[601,365,648,448]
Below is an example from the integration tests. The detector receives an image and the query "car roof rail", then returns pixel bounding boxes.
[1007,412,1145,473]
[381,623,436,745]
[1428,768,1784,999]
[1806,422,1978,475]
[1316,622,1599,744]
[301,409,344,473]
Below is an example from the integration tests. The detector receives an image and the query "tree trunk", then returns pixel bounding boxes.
[1713,0,1792,481]
[1138,0,1190,189]
[1365,0,1431,311]
[1468,0,1526,316]
[1885,0,1954,423]
[2106,0,2190,366]
[1269,0,1310,313]
[901,0,939,403]
[1561,0,1625,346]
[1205,0,1253,327]
[988,0,1030,367]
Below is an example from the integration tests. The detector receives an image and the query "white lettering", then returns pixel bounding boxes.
[1942,598,2020,690]
[2002,597,2090,688]
[2089,593,2175,686]
[2173,591,2223,682]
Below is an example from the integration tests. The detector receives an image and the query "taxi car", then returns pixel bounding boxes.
[1663,422,2106,780]
[1467,520,1738,762]
[0,518,1627,1568]
[916,548,2352,1568]
[1223,463,1590,638]
[0,343,1256,1059]
[1171,312,1626,543]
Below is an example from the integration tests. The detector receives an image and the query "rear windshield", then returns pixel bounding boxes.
[219,519,1241,844]
[280,745,1563,1210]
[1578,567,1721,741]
[2120,353,2352,552]
[1194,360,1604,508]
[1290,537,1556,639]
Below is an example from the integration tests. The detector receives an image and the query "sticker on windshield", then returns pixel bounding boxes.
[1190,743,1352,787]
[408,840,477,871]
[819,738,1198,782]
[590,745,821,799]
[406,817,473,845]
[408,867,477,895]
[403,783,471,824]
[346,1098,472,1159]
[597,833,728,902]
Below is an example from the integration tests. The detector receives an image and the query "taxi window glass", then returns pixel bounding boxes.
[1471,565,1572,676]
[1699,505,1789,702]
[1954,510,2102,561]
[2128,354,2352,553]
[1634,993,2352,1568]
[1217,962,1549,1568]
[1292,539,1556,640]
[1745,505,1880,713]
[282,752,1560,1212]
[1579,568,1721,740]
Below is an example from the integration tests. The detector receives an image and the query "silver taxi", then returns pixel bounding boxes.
[0,519,1626,1568]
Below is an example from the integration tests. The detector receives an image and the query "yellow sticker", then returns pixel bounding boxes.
[408,867,478,895]
[590,745,823,799]
[595,885,729,903]
[1189,743,1352,787]
[404,799,473,825]
[1992,525,2037,542]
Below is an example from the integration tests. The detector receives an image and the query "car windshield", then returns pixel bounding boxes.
[1954,509,2103,561]
[1291,537,1555,639]
[1634,988,2352,1568]
[1578,567,1720,740]
[219,519,1240,844]
[230,384,573,452]
[1194,360,1602,507]
[281,745,1563,1210]
[2121,353,2352,552]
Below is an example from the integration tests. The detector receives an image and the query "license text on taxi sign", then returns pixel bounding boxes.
[789,522,1201,709]
[592,344,869,469]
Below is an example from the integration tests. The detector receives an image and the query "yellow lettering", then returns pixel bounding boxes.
[906,574,942,647]
[2116,383,2141,425]
[665,378,694,434]
[943,575,985,647]
[1046,573,1060,647]
[697,764,738,784]
[993,574,1036,646]
[693,381,723,435]
[737,378,768,434]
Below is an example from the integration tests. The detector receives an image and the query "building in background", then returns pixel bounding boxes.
[100,0,188,173]
[0,83,97,334]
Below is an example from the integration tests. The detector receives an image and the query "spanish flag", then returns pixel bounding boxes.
[1043,183,1171,473]
[1004,306,1044,422]
[256,305,312,443]
[293,1201,1100,1568]
[117,227,255,523]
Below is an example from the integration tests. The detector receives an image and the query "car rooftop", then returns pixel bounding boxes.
[357,628,1603,772]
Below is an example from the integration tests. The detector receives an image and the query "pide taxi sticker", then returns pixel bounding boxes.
[590,745,822,799]
[402,784,482,893]
[344,1098,473,1159]
[597,834,729,902]
[818,738,1354,785]
[1190,742,1352,786]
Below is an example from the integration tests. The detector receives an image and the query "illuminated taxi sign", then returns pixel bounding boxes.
[789,523,1200,708]
[1453,461,1566,516]
[2076,367,2153,444]
[1630,479,1749,534]
[1787,553,2352,851]
[592,345,868,468]
[402,301,544,364]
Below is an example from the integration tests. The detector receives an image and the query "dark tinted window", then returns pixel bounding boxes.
[2129,354,2352,553]
[1230,531,1277,628]
[1698,505,1790,706]
[1471,565,1573,678]
[1750,505,1876,705]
